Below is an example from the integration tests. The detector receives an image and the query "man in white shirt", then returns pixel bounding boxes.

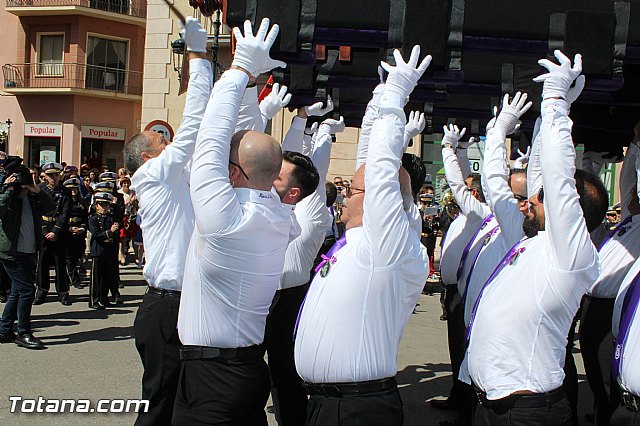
[124,17,210,426]
[433,126,491,417]
[294,46,431,426]
[172,18,292,426]
[266,112,339,426]
[580,124,640,426]
[460,50,609,425]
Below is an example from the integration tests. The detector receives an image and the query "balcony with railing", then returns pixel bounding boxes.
[5,0,146,25]
[2,63,143,99]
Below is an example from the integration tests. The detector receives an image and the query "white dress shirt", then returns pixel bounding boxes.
[461,99,600,400]
[294,103,429,383]
[178,69,295,348]
[131,58,212,291]
[612,258,640,396]
[589,143,640,298]
[279,120,331,290]
[440,145,491,286]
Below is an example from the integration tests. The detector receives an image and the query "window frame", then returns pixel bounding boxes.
[85,32,131,92]
[35,32,65,77]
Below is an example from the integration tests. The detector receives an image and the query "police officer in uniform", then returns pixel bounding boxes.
[64,178,88,290]
[34,162,72,306]
[88,192,120,309]
[99,172,125,291]
[92,181,123,303]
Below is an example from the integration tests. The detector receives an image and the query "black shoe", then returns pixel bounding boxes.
[429,398,455,410]
[14,333,45,349]
[73,282,83,290]
[88,302,105,310]
[0,331,16,343]
[440,314,448,321]
[32,289,47,305]
[114,296,123,305]
[0,292,7,303]
[59,295,72,306]
[118,282,125,289]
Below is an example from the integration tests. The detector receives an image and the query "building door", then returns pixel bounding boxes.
[28,137,60,166]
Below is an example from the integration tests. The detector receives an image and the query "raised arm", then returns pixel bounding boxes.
[281,114,307,153]
[356,70,384,170]
[441,126,486,222]
[620,141,638,220]
[364,46,431,266]
[483,92,532,247]
[236,85,262,132]
[190,18,285,235]
[147,18,212,183]
[535,51,597,271]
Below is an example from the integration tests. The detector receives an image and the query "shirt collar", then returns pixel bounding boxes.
[345,226,364,243]
[234,187,279,205]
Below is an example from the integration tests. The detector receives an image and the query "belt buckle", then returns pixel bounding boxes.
[623,392,639,412]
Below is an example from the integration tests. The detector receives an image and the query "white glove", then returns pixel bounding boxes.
[306,122,319,135]
[380,46,432,105]
[304,96,334,117]
[566,75,586,105]
[318,116,345,135]
[181,16,208,53]
[404,111,425,143]
[259,83,291,120]
[533,50,582,100]
[513,146,531,169]
[493,92,532,136]
[442,124,466,148]
[232,18,287,77]
[457,136,478,150]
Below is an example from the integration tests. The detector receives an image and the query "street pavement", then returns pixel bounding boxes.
[0,264,594,425]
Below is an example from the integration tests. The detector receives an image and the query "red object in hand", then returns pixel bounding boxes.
[258,75,274,102]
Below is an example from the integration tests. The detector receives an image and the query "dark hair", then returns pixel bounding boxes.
[574,169,609,232]
[469,174,486,203]
[510,169,527,178]
[283,151,319,202]
[401,153,426,198]
[325,182,337,207]
[424,185,435,192]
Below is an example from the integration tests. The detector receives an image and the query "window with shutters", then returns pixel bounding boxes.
[36,33,64,76]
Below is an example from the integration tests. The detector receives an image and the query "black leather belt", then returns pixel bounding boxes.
[180,345,263,362]
[303,377,397,398]
[475,386,566,409]
[621,390,640,412]
[146,286,181,298]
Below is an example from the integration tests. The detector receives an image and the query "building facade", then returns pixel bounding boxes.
[1,0,146,169]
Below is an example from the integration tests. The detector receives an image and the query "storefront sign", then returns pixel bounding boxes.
[144,120,174,142]
[24,123,62,138]
[81,125,125,141]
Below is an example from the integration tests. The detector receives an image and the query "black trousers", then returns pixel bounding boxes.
[89,255,117,305]
[172,355,270,425]
[564,314,579,426]
[306,388,403,426]
[579,295,616,426]
[265,284,309,426]
[610,403,640,426]
[65,236,86,288]
[474,395,573,426]
[133,290,181,426]
[36,238,69,295]
[444,284,474,417]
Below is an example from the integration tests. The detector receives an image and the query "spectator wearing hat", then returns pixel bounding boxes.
[34,162,73,306]
[88,192,120,309]
[63,178,88,290]
[99,172,125,293]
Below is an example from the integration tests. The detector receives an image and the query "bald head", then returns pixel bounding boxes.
[231,130,283,190]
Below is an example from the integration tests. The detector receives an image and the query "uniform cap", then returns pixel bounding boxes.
[99,172,118,182]
[94,181,114,192]
[63,177,82,188]
[94,192,115,203]
[42,162,63,174]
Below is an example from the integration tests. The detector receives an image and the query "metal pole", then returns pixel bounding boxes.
[211,9,221,83]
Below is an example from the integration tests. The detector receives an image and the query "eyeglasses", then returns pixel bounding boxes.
[229,160,249,180]
[538,187,544,203]
[513,194,528,204]
[345,185,365,198]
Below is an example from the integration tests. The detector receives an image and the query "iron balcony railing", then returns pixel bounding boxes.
[2,63,143,96]
[6,0,146,19]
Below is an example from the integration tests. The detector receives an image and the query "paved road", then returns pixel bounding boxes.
[0,265,593,425]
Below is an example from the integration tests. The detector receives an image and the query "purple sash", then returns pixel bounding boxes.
[456,214,495,282]
[598,216,633,252]
[612,270,640,380]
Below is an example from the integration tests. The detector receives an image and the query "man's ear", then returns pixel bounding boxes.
[140,151,151,162]
[288,187,301,202]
